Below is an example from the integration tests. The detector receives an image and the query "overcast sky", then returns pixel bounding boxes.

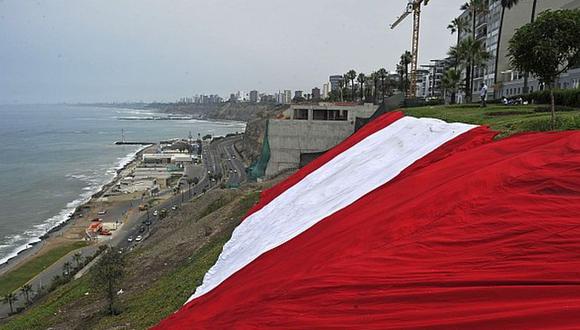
[0,0,466,104]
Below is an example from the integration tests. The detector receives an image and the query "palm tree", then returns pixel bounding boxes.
[370,72,379,103]
[450,36,491,102]
[400,51,413,98]
[461,0,489,98]
[447,16,470,48]
[346,70,357,101]
[376,68,388,103]
[20,284,33,305]
[357,73,366,101]
[3,293,16,314]
[337,80,345,102]
[442,69,462,104]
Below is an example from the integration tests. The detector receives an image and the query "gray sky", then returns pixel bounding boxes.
[0,0,466,104]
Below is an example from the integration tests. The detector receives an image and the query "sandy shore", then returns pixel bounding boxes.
[0,145,155,277]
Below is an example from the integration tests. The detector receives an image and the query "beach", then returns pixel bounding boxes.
[0,104,245,280]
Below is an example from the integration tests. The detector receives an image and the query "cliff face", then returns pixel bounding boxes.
[157,102,288,123]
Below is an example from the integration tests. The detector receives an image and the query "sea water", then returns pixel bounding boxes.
[0,104,245,264]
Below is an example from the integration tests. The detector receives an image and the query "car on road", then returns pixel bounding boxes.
[97,210,107,215]
[127,236,133,242]
[153,210,159,216]
[171,205,178,211]
[135,235,142,242]
[139,225,146,233]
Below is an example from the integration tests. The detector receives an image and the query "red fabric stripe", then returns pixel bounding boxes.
[157,130,580,329]
[244,111,405,218]
[154,128,580,329]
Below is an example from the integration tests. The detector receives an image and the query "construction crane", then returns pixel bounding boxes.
[390,0,431,98]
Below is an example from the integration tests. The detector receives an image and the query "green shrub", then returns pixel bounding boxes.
[518,88,580,107]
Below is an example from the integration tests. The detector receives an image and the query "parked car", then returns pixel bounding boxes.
[135,235,142,242]
[127,236,133,242]
[97,210,107,215]
[153,210,159,216]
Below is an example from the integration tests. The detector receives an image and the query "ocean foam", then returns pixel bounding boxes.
[0,145,148,266]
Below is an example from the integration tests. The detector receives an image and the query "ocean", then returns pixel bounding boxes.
[0,104,245,265]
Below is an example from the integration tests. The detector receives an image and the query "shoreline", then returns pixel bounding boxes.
[0,144,152,276]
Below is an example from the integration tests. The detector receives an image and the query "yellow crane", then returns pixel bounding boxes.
[390,0,431,98]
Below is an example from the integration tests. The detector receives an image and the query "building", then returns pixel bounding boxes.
[329,75,344,91]
[265,103,378,177]
[250,90,259,103]
[455,0,580,100]
[284,90,292,104]
[415,69,431,98]
[294,90,304,99]
[496,0,580,97]
[312,87,321,101]
[322,83,330,99]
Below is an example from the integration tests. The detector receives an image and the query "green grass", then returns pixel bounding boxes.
[0,241,88,297]
[1,191,261,330]
[402,104,580,138]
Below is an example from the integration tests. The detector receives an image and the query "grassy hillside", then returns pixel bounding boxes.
[0,184,273,330]
[0,241,88,297]
[403,104,580,138]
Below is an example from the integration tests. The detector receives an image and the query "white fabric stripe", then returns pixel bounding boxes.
[188,117,476,302]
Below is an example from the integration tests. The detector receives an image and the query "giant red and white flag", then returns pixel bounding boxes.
[155,112,580,329]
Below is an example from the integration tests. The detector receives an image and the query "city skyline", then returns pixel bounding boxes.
[0,0,466,104]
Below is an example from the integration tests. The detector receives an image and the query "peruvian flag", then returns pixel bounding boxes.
[155,112,580,329]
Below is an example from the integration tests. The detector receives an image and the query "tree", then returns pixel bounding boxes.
[460,0,489,96]
[73,252,83,269]
[400,51,412,98]
[447,16,470,49]
[376,68,388,103]
[3,293,16,314]
[508,9,580,129]
[62,261,71,278]
[449,36,491,102]
[357,73,366,101]
[92,246,125,315]
[346,70,357,101]
[20,284,33,305]
[441,69,462,104]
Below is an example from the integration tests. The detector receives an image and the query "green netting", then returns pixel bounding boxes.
[247,121,271,181]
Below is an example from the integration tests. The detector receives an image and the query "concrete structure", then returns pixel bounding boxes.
[294,91,303,99]
[265,103,378,177]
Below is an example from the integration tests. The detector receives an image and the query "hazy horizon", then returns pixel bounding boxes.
[1,0,466,104]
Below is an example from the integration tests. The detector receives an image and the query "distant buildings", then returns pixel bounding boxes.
[249,90,259,103]
[322,83,330,99]
[294,91,304,99]
[312,87,321,101]
[284,90,292,104]
[329,75,344,91]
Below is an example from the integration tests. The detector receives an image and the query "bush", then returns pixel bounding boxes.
[518,88,580,107]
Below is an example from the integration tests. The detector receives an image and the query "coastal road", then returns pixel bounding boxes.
[117,135,245,251]
[0,135,246,318]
